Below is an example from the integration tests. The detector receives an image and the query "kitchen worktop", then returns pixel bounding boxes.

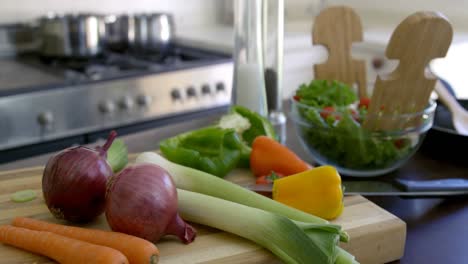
[1,107,467,264]
[0,161,407,264]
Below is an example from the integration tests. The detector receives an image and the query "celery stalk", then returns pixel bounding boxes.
[177,189,339,264]
[136,152,349,242]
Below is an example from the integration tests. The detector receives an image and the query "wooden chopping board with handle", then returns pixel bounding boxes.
[0,162,406,264]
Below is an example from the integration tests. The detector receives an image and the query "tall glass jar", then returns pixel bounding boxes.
[262,0,286,143]
[233,0,268,117]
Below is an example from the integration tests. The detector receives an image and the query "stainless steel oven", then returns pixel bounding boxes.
[0,21,234,163]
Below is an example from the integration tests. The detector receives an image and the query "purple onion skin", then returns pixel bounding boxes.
[42,147,113,223]
[42,132,116,223]
[105,163,196,244]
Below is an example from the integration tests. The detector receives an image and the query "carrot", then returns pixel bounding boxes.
[0,225,128,264]
[250,136,310,177]
[12,217,159,264]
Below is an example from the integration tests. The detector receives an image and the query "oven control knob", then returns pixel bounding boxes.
[119,96,134,110]
[37,111,54,126]
[201,84,211,95]
[216,82,225,92]
[98,100,116,114]
[186,86,197,97]
[171,89,182,100]
[137,94,152,107]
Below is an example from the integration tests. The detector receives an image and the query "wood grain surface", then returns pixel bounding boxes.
[0,165,406,264]
[364,11,453,130]
[312,6,367,98]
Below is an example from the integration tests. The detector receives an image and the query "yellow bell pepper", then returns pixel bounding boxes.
[272,165,344,220]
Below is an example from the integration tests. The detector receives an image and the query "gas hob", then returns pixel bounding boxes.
[0,43,233,162]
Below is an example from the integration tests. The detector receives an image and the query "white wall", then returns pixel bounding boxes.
[0,0,221,27]
[287,0,468,31]
[218,0,468,31]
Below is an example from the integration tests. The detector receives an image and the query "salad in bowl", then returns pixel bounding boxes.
[290,80,436,177]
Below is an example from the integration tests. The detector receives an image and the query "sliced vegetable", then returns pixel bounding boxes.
[358,97,370,109]
[0,225,129,264]
[12,217,159,264]
[294,81,413,170]
[273,166,344,220]
[228,105,277,145]
[10,189,37,203]
[250,136,310,177]
[107,138,128,173]
[295,80,357,108]
[255,172,282,185]
[357,97,384,111]
[135,152,349,242]
[160,127,247,177]
[159,105,276,174]
[218,111,251,135]
[177,189,341,264]
[320,106,336,119]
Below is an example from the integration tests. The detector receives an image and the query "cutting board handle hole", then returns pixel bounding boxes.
[311,44,329,64]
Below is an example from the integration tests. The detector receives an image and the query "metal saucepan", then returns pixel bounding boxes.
[104,14,135,52]
[103,13,174,54]
[38,13,106,58]
[132,13,175,53]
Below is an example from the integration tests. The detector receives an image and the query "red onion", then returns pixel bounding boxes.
[42,131,117,223]
[105,163,196,244]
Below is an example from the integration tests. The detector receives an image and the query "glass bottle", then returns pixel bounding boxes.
[233,0,268,117]
[262,0,286,143]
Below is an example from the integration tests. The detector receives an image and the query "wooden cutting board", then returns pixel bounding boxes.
[0,165,406,264]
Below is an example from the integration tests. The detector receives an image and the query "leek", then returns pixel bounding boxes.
[136,152,349,242]
[177,189,340,264]
[138,152,358,264]
[336,247,359,264]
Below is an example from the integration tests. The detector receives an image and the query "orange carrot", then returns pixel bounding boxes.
[12,217,159,264]
[250,136,310,177]
[0,225,128,264]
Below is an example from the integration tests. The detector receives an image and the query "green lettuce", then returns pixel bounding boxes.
[295,80,413,172]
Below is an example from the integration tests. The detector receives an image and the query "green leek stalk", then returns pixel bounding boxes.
[137,152,358,263]
[177,189,340,264]
[336,247,359,264]
[136,152,349,242]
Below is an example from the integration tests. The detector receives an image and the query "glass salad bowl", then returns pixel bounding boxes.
[290,98,437,177]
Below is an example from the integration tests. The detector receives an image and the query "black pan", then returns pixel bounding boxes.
[420,81,468,165]
[421,42,468,165]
